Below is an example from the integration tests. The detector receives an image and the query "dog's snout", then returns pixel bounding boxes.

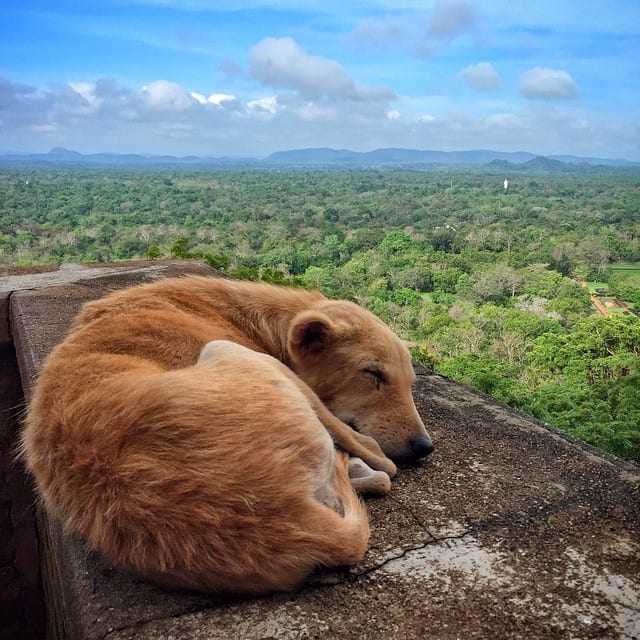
[409,435,434,459]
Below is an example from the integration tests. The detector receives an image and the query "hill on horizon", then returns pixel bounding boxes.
[0,146,637,172]
[264,147,636,169]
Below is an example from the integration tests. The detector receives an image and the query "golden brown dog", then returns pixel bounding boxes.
[21,277,432,593]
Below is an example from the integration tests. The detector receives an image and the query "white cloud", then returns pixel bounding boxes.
[191,92,242,111]
[68,82,102,107]
[458,62,500,91]
[59,84,103,117]
[248,37,395,104]
[208,93,237,105]
[296,101,333,122]
[346,2,478,59]
[0,75,637,160]
[141,80,196,110]
[428,0,477,37]
[247,96,277,114]
[519,67,579,100]
[190,92,207,104]
[249,37,349,99]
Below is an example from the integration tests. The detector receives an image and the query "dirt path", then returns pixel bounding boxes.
[590,295,609,317]
[573,276,609,317]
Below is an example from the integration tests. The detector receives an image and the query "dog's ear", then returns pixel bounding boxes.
[288,310,336,358]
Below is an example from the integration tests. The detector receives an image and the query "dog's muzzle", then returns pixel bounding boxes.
[409,435,434,459]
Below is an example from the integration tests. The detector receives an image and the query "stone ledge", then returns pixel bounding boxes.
[0,260,219,348]
[1,260,218,394]
[5,261,640,640]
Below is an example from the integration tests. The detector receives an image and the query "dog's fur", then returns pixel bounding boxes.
[21,276,432,593]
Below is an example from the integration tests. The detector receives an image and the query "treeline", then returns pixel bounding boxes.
[1,168,639,461]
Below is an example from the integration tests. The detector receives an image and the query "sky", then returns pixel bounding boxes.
[1,0,639,160]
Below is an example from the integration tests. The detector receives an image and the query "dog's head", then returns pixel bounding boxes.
[287,300,433,464]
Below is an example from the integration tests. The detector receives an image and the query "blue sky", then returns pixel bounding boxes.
[1,0,639,159]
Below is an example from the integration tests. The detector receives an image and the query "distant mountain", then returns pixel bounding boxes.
[263,148,639,171]
[483,155,635,174]
[48,146,84,160]
[549,153,634,166]
[0,146,637,172]
[521,156,575,172]
[266,148,362,164]
[265,147,538,166]
[0,147,256,168]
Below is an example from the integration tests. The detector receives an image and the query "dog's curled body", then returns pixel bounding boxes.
[22,276,432,593]
[23,334,369,593]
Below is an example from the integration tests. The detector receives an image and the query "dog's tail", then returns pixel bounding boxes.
[335,450,371,558]
[304,449,370,570]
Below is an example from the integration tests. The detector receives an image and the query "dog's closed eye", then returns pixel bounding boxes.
[363,368,386,390]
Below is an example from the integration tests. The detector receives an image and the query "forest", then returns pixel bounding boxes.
[1,167,639,463]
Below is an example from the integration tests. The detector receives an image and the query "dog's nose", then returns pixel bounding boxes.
[409,435,434,459]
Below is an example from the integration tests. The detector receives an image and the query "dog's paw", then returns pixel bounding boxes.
[378,456,397,478]
[348,458,392,495]
[354,433,397,477]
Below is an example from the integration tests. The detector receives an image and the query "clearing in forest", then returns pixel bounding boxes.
[582,263,640,318]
